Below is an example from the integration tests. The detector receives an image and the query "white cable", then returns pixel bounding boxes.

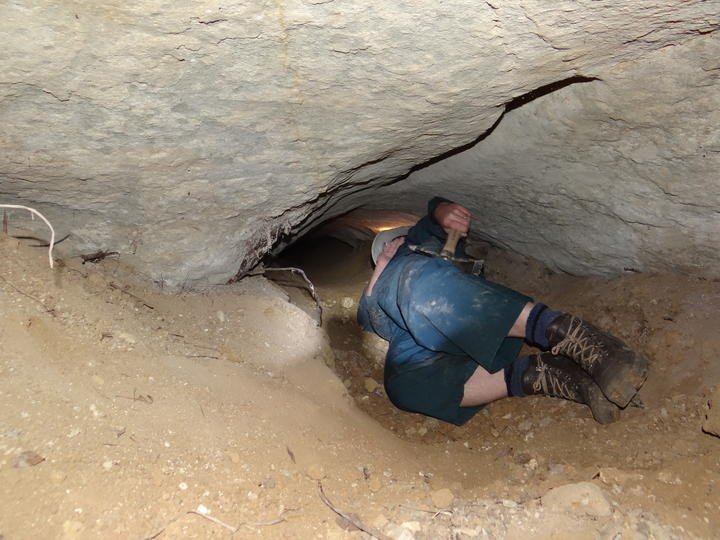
[0,205,56,268]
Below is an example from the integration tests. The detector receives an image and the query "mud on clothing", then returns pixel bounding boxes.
[357,198,531,425]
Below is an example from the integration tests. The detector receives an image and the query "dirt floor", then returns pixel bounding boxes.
[1,230,719,540]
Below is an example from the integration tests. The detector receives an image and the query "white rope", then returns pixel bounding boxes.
[1,205,56,268]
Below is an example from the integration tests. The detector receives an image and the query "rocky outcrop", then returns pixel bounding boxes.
[1,1,717,286]
[377,34,720,278]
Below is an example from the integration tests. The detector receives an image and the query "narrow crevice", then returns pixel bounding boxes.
[505,76,598,112]
[400,75,599,179]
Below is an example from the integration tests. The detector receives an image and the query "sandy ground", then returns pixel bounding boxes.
[1,232,719,540]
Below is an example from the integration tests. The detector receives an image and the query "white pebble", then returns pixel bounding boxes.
[179,482,188,491]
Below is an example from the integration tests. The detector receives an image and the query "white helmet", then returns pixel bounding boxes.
[370,226,411,265]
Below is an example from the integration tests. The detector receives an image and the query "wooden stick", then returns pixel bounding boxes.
[440,229,461,259]
[317,481,389,540]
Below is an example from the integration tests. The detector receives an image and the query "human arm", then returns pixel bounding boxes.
[364,236,405,296]
[405,197,471,257]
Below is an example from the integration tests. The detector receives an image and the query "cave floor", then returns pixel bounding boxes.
[1,234,719,539]
[281,237,720,538]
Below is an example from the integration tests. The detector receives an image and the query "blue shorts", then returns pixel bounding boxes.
[384,353,484,426]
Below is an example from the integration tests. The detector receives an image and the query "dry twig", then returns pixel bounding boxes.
[0,275,56,316]
[317,481,389,540]
[115,388,153,404]
[108,281,155,310]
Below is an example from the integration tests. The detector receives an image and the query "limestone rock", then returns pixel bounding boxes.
[363,377,380,393]
[389,33,720,278]
[1,2,718,287]
[541,481,612,517]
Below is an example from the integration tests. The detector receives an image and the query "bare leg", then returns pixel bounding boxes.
[507,302,535,338]
[460,365,508,406]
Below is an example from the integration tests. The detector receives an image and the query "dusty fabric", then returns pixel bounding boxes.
[357,198,531,423]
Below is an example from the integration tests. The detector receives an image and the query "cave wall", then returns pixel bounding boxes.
[1,1,717,286]
[373,34,720,278]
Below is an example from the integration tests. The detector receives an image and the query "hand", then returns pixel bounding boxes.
[434,202,471,236]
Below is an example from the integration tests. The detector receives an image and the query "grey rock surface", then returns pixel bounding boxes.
[1,1,718,286]
[376,34,720,278]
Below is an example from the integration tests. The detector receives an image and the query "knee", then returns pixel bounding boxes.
[384,377,425,415]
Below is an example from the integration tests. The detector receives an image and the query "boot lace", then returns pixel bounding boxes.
[532,358,574,401]
[551,316,604,368]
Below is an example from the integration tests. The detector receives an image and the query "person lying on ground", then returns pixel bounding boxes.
[357,196,648,426]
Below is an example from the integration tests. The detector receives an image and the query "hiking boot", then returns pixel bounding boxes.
[546,314,648,408]
[522,353,619,424]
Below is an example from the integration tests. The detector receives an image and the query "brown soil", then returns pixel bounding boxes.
[1,233,719,539]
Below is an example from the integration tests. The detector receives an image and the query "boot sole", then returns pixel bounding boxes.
[597,352,649,408]
[586,384,619,424]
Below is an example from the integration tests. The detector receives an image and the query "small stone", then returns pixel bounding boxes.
[102,460,113,471]
[364,377,380,393]
[387,525,416,540]
[341,297,355,309]
[179,482,188,491]
[196,504,210,515]
[216,310,226,322]
[501,499,518,508]
[431,487,454,508]
[14,450,45,468]
[117,332,137,345]
[541,482,612,517]
[424,417,440,429]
